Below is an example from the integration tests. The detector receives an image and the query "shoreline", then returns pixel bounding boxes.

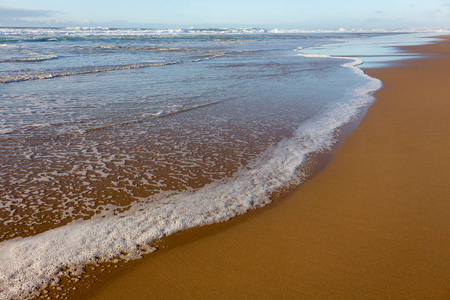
[30,34,450,299]
[37,59,379,300]
[2,33,386,300]
[82,36,450,299]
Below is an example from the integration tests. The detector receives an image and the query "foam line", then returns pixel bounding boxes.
[0,27,443,39]
[1,55,58,63]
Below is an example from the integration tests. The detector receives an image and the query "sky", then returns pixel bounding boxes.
[1,0,449,30]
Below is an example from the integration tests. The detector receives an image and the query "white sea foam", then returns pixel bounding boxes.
[1,55,58,63]
[0,128,14,135]
[0,51,381,299]
[0,27,445,41]
[0,44,19,48]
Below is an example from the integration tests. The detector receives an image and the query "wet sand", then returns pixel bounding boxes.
[87,36,450,299]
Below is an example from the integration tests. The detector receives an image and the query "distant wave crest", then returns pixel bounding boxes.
[1,55,58,63]
[0,27,444,41]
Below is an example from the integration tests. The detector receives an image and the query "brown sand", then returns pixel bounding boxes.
[88,36,450,299]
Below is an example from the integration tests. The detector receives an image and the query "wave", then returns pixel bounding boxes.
[0,53,382,299]
[0,52,224,84]
[0,101,221,141]
[94,45,202,53]
[0,55,58,63]
[0,43,19,48]
[1,27,444,40]
[0,62,178,83]
[82,101,220,132]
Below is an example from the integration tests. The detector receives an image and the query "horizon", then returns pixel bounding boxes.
[0,26,448,33]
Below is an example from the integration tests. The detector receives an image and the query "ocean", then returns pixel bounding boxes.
[0,27,436,298]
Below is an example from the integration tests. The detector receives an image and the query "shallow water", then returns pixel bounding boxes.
[1,28,429,299]
[0,28,372,240]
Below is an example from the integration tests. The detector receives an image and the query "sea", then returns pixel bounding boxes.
[0,27,441,298]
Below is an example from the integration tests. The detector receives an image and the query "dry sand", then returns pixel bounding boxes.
[87,36,450,299]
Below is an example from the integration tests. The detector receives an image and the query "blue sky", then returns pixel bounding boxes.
[1,0,449,29]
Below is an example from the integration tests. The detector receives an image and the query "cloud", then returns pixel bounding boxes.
[0,6,59,19]
[0,6,63,26]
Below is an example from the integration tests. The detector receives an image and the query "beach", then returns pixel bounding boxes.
[84,36,450,299]
[1,31,449,299]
